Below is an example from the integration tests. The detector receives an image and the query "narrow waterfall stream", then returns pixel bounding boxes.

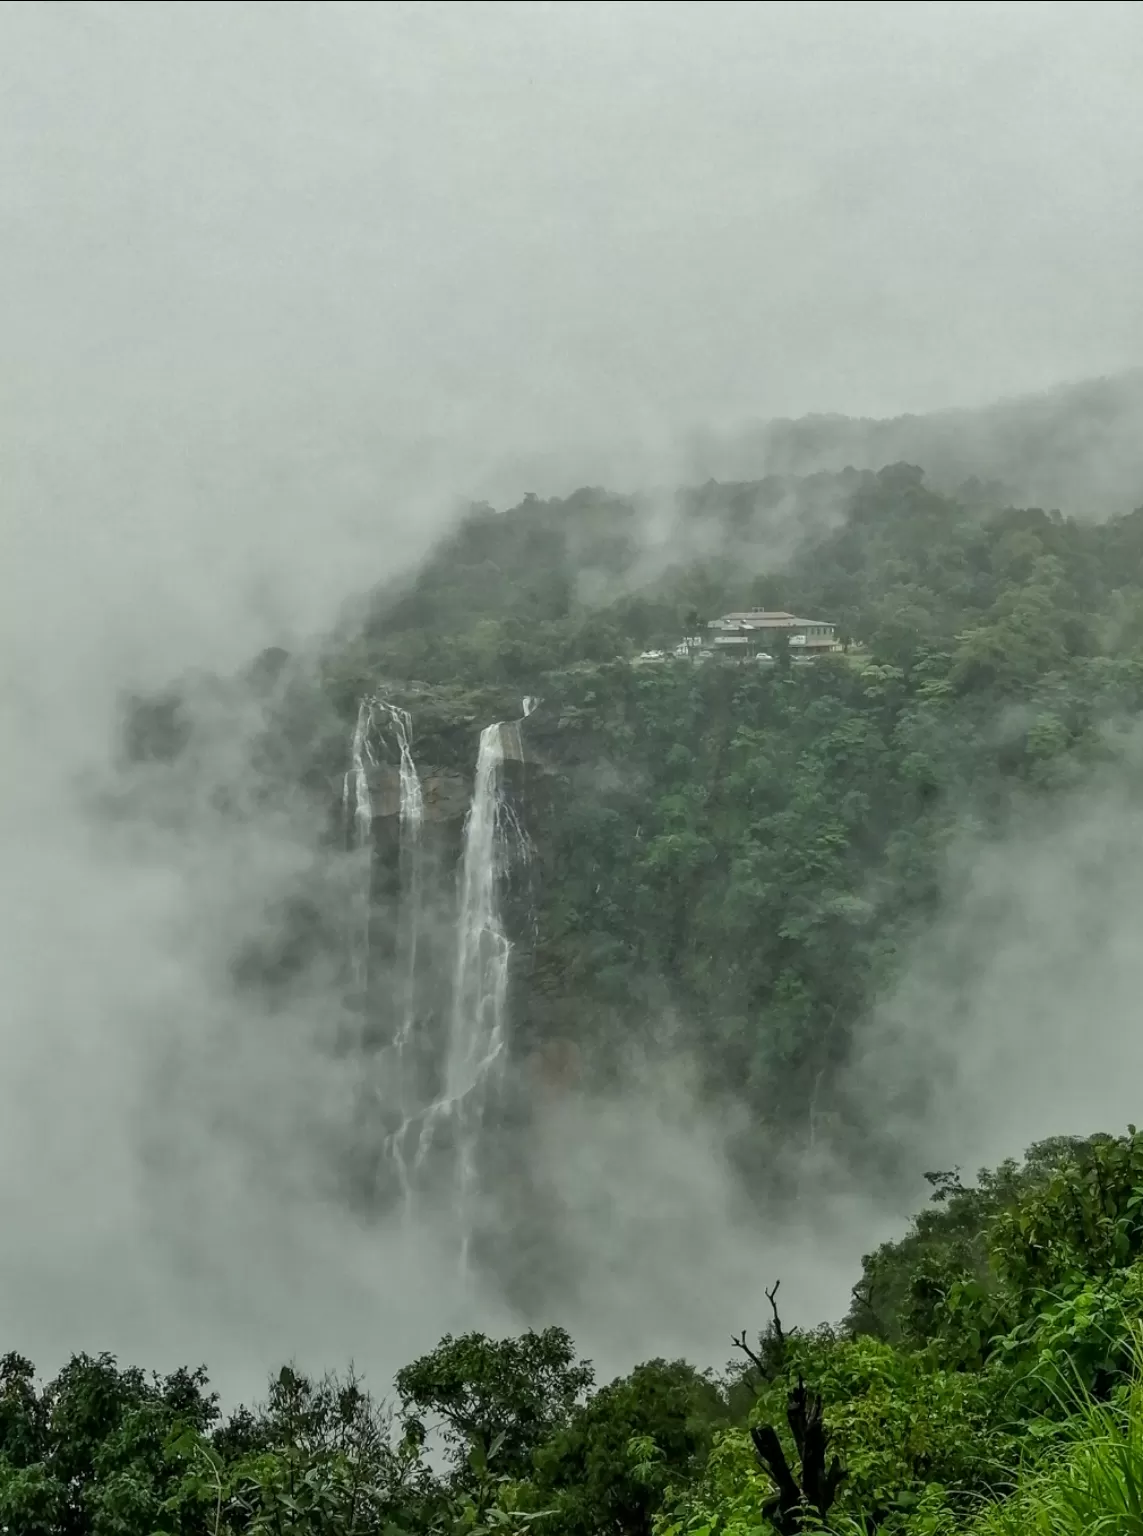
[345,696,533,1273]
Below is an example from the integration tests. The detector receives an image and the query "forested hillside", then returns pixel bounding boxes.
[68,457,1143,1533]
[307,462,1143,1188]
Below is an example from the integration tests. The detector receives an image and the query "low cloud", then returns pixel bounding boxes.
[849,733,1143,1188]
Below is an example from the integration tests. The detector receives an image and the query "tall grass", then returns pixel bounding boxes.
[969,1317,1143,1535]
[821,1322,1143,1536]
[973,1380,1143,1534]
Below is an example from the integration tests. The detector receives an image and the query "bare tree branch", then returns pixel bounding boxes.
[732,1279,787,1390]
[730,1330,768,1386]
[765,1280,786,1355]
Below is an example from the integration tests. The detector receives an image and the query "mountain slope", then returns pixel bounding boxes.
[690,370,1143,517]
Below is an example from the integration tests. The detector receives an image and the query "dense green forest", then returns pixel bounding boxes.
[10,1128,1143,1534]
[310,462,1143,1188]
[85,457,1143,1533]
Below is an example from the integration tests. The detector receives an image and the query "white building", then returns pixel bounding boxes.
[706,608,839,655]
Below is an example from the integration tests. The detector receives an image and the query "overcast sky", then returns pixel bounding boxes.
[6,1,1143,450]
[3,0,1143,1396]
[3,0,1140,671]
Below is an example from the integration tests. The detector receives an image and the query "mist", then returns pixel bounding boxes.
[850,732,1143,1181]
[4,0,1143,1404]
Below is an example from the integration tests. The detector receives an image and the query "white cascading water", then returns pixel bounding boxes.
[344,698,376,998]
[344,696,532,1271]
[374,702,425,1206]
[376,702,424,1061]
[445,723,514,1101]
[416,710,531,1273]
[376,702,424,831]
[344,697,424,1009]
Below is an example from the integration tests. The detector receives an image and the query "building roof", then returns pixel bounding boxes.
[711,610,835,630]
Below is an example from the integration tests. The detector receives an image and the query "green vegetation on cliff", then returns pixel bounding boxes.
[311,464,1143,1173]
[93,457,1143,1533]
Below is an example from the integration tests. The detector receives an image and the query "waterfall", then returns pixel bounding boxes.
[343,698,424,1015]
[343,695,532,1271]
[344,698,376,998]
[376,702,423,1062]
[350,698,375,844]
[415,712,531,1273]
[445,723,514,1102]
[375,702,425,1207]
[377,702,423,830]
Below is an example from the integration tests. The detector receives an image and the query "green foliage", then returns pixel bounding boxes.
[0,1353,219,1536]
[969,1332,1143,1535]
[0,1353,49,1469]
[395,1328,593,1481]
[13,1139,1143,1534]
[0,1358,429,1536]
[526,1359,726,1536]
[848,1131,1143,1425]
[144,463,1143,1172]
[991,1129,1143,1293]
[847,1139,1090,1345]
[716,1322,1008,1534]
[337,468,1143,1156]
[654,1425,775,1536]
[778,1337,1005,1526]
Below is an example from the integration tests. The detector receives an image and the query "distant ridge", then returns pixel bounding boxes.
[689,369,1143,518]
